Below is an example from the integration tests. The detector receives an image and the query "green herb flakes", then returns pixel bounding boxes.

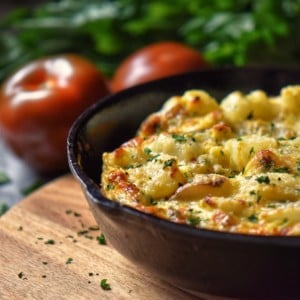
[144,148,152,155]
[256,176,270,184]
[163,159,176,169]
[105,184,115,191]
[96,233,107,245]
[273,167,289,173]
[44,239,55,245]
[188,216,201,226]
[100,279,111,291]
[248,214,258,223]
[172,134,187,143]
[18,272,27,280]
[66,258,73,264]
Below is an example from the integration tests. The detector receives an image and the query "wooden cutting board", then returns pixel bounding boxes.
[0,174,202,300]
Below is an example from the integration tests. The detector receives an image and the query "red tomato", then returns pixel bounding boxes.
[0,54,111,174]
[112,41,209,92]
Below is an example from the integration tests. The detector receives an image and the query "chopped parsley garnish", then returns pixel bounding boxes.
[273,167,289,173]
[125,163,143,169]
[297,161,300,171]
[249,147,255,156]
[44,239,55,245]
[150,198,158,205]
[146,154,160,162]
[144,148,152,155]
[66,258,73,264]
[248,214,258,223]
[96,233,107,245]
[105,184,115,191]
[256,175,270,184]
[100,279,111,290]
[163,159,176,169]
[172,133,187,143]
[188,216,201,226]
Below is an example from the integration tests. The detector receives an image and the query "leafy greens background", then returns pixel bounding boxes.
[0,0,299,82]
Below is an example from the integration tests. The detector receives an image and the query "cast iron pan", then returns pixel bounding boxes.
[68,67,300,299]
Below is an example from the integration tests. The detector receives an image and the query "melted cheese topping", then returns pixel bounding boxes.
[101,86,300,236]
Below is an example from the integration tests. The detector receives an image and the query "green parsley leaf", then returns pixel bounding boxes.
[256,176,270,184]
[172,134,187,143]
[66,258,73,264]
[105,184,115,191]
[188,216,201,226]
[96,233,107,245]
[273,167,289,173]
[144,148,152,155]
[248,214,258,223]
[100,278,111,290]
[44,239,55,245]
[163,159,176,169]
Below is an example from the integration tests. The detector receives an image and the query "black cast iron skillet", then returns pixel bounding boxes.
[67,67,300,299]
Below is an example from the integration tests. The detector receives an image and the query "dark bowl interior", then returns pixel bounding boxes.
[68,67,300,299]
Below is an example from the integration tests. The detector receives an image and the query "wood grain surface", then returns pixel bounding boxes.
[0,174,203,300]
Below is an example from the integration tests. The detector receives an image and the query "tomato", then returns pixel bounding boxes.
[0,54,111,174]
[111,41,209,92]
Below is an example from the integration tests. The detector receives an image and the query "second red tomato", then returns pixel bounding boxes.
[112,42,209,92]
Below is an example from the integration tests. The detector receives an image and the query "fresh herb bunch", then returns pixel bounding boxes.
[0,0,299,82]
